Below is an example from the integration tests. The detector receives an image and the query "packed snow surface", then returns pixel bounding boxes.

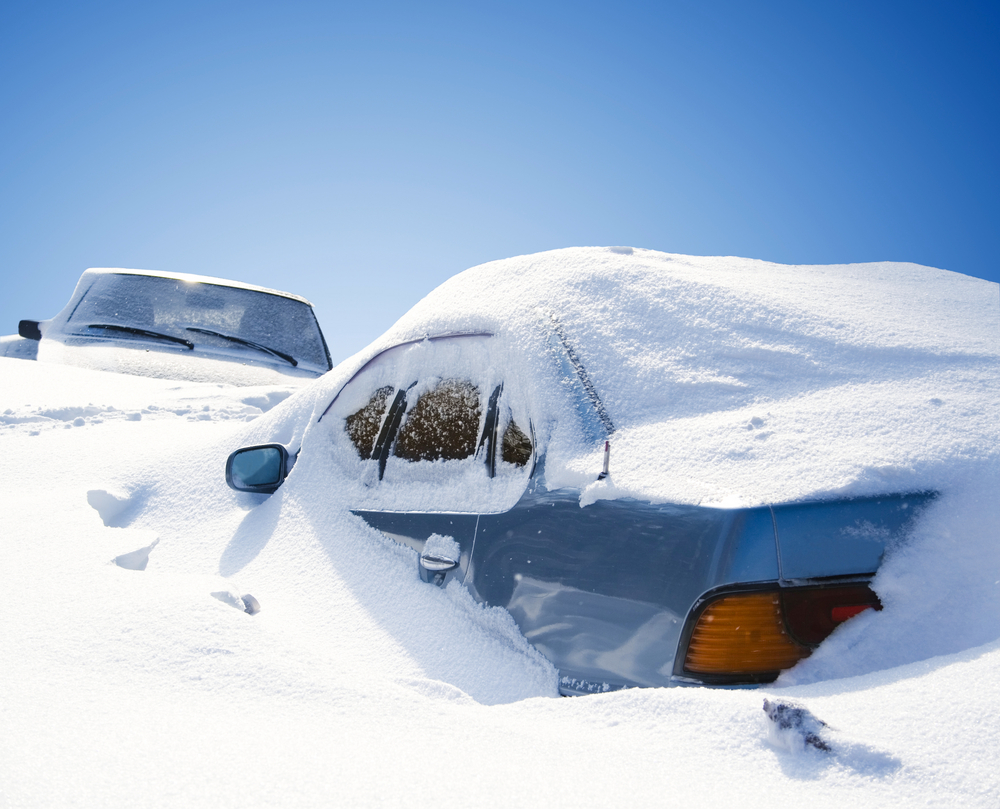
[2,247,998,807]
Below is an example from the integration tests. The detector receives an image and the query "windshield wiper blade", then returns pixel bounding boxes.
[86,324,194,349]
[185,327,298,367]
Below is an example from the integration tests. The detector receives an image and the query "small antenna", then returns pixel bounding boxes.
[597,441,610,481]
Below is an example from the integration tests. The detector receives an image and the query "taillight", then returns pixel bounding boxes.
[781,585,881,646]
[681,584,882,682]
[683,592,810,675]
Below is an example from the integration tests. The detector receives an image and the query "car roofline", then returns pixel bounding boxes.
[81,268,315,306]
[317,331,495,422]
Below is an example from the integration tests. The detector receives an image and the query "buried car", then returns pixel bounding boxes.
[224,324,936,694]
[1,268,332,385]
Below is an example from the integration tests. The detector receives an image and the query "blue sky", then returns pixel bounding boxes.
[2,1,998,358]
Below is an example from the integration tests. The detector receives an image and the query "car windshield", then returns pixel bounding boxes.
[66,273,329,371]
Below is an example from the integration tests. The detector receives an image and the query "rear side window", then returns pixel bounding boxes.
[501,419,532,467]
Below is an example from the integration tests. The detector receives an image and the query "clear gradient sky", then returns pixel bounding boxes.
[3,1,998,360]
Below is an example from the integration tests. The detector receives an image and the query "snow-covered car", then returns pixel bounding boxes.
[222,248,943,694]
[1,268,332,385]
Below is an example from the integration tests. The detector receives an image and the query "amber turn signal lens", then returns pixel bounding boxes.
[683,592,811,675]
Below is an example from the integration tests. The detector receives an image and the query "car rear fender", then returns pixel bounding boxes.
[770,492,937,582]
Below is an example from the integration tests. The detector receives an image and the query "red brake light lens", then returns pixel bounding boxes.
[781,584,881,646]
[831,604,871,622]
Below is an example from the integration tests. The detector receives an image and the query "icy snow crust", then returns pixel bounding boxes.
[2,247,999,806]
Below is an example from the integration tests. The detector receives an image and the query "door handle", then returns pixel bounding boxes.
[419,552,458,586]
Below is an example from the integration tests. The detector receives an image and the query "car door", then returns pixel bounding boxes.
[317,334,535,585]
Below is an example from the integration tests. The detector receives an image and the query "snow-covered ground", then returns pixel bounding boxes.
[2,248,998,807]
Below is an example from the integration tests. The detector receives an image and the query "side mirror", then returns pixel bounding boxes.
[19,320,42,340]
[225,444,290,493]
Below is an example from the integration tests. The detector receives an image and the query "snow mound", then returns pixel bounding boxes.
[2,247,998,807]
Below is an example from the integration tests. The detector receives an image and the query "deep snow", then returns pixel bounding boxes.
[2,247,998,807]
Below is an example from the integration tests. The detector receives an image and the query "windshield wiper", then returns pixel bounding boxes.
[185,327,298,367]
[86,324,194,349]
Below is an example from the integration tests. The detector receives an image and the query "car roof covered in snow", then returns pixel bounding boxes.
[238,246,998,510]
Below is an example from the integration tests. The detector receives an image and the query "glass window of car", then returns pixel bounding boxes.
[321,335,534,513]
[394,379,481,463]
[64,273,330,372]
[500,418,532,468]
[345,386,394,460]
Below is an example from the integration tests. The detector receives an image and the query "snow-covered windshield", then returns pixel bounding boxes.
[66,273,329,371]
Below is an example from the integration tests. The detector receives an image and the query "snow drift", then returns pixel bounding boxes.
[2,247,998,807]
